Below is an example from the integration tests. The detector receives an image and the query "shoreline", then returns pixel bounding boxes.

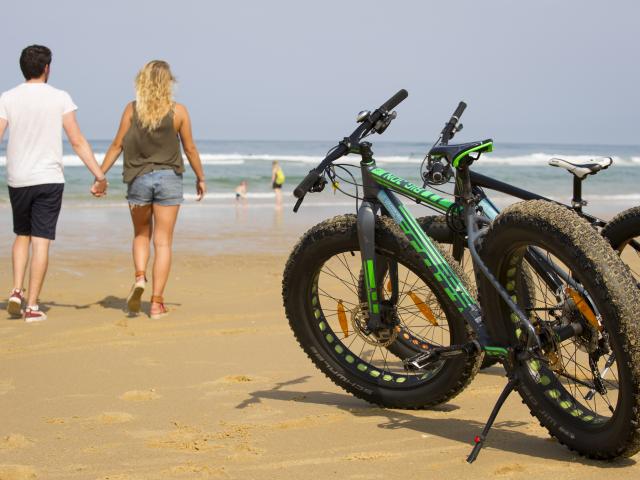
[0,193,625,257]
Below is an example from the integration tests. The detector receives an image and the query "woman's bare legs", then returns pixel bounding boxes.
[130,204,153,280]
[150,204,180,315]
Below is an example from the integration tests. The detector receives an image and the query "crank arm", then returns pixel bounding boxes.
[584,353,615,401]
[405,342,479,370]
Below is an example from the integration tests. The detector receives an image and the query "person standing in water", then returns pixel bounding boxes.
[235,180,248,202]
[271,161,285,207]
[99,60,206,319]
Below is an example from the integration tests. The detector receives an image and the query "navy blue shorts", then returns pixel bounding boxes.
[8,183,64,240]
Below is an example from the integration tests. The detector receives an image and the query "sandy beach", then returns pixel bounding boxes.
[1,202,639,480]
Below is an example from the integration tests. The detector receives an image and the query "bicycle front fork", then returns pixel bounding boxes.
[357,200,385,332]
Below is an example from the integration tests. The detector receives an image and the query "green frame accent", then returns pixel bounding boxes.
[363,259,380,314]
[483,346,508,358]
[452,141,493,168]
[369,167,457,212]
[373,186,477,317]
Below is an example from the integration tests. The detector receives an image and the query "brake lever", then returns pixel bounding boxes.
[374,111,397,134]
[311,178,328,193]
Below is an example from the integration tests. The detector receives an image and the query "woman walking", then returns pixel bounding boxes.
[100,60,206,318]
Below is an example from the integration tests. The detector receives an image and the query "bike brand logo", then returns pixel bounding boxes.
[373,169,424,195]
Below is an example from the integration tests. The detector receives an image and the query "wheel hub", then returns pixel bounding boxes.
[350,302,399,347]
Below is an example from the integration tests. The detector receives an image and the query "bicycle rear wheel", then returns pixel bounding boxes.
[477,200,640,459]
[602,205,640,285]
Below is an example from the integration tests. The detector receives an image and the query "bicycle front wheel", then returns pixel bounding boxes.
[282,214,481,409]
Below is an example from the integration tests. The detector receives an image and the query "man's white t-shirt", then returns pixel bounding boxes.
[0,83,77,188]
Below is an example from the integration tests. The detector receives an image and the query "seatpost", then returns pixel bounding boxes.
[572,176,584,213]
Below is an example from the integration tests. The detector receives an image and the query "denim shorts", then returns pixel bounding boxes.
[127,169,184,206]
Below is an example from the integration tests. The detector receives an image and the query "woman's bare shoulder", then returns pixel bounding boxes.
[123,102,135,116]
[174,103,189,115]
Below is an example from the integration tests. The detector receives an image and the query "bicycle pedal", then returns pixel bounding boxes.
[405,351,440,370]
[406,346,471,370]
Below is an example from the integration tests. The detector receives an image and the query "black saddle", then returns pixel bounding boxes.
[548,157,613,179]
[429,139,493,167]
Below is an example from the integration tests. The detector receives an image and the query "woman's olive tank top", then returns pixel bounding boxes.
[122,102,185,183]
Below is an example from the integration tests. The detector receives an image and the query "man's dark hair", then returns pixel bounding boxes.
[19,45,52,80]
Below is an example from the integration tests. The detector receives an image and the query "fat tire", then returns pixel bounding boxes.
[602,205,640,251]
[283,214,481,409]
[477,200,640,459]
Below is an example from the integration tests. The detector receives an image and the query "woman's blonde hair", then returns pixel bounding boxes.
[134,60,176,131]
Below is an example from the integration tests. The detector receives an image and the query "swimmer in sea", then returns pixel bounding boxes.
[235,180,247,202]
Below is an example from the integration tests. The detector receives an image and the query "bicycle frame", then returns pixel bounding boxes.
[355,146,514,359]
[352,140,602,361]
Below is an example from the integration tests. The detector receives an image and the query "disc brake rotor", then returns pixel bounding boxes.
[350,303,398,347]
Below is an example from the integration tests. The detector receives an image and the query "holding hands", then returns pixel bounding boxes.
[91,176,108,197]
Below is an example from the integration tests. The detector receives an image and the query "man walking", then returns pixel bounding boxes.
[0,45,107,322]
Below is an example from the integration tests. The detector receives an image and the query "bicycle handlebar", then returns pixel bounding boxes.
[380,89,408,113]
[451,101,467,122]
[441,101,466,144]
[293,89,408,199]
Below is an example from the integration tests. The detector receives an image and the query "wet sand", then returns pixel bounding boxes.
[0,204,638,479]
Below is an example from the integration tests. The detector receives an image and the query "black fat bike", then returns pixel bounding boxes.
[281,90,640,462]
[414,104,640,372]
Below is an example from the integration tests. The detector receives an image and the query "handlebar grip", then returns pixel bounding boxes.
[380,89,408,112]
[294,170,321,198]
[451,101,467,121]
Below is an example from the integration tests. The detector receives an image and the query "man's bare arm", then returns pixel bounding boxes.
[63,111,105,179]
[0,118,7,143]
[62,111,107,195]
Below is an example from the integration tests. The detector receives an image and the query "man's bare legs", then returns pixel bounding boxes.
[12,235,30,291]
[150,205,179,316]
[27,237,50,306]
[9,235,50,319]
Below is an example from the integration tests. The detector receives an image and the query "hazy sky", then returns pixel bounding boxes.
[1,0,638,144]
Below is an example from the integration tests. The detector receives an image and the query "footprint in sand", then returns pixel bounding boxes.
[494,464,526,475]
[344,452,397,461]
[0,464,38,480]
[88,412,135,425]
[119,389,161,402]
[0,434,33,450]
[217,375,253,384]
[148,423,223,452]
[44,418,65,425]
[164,464,226,477]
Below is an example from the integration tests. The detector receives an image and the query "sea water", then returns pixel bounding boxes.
[0,139,638,215]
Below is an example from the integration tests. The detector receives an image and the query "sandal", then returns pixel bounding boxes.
[126,271,146,313]
[150,295,168,320]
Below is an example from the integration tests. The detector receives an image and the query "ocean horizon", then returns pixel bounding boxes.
[1,139,639,215]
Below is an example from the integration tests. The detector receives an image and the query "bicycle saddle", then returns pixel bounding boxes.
[429,139,493,167]
[548,157,613,179]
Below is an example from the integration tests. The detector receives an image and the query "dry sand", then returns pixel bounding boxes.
[1,248,639,479]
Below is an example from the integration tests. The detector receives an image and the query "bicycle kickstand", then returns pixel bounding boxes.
[466,375,519,463]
